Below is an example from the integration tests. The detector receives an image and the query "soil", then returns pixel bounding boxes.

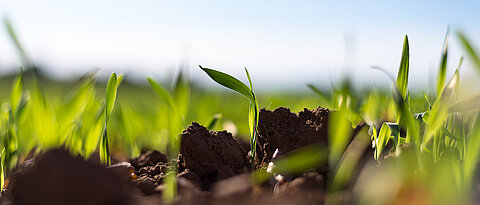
[0,106,354,205]
[178,122,250,190]
[7,148,133,205]
[257,107,330,166]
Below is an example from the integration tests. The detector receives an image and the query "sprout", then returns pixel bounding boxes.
[200,66,259,166]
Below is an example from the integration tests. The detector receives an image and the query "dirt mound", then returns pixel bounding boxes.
[9,148,132,205]
[257,106,330,164]
[130,150,168,170]
[178,122,249,190]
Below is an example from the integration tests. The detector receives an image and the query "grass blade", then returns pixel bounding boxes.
[437,30,449,97]
[199,65,254,103]
[105,73,118,121]
[457,31,480,74]
[147,77,176,109]
[10,75,23,115]
[206,114,222,130]
[328,111,352,167]
[397,35,410,100]
[306,84,333,108]
[3,17,32,70]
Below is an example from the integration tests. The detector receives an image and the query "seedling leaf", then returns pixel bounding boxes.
[397,35,410,100]
[199,66,254,102]
[147,77,176,109]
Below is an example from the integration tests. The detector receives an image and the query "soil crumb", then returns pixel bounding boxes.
[130,150,168,170]
[178,122,249,190]
[9,148,132,205]
[257,106,330,165]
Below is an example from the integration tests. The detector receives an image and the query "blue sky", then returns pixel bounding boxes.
[0,0,479,90]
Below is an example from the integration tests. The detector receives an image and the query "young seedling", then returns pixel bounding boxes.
[199,65,259,166]
[100,73,123,166]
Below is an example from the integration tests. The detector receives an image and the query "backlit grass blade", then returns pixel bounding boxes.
[245,68,259,163]
[105,73,118,122]
[397,35,410,100]
[3,17,31,70]
[100,128,110,166]
[449,95,480,112]
[306,83,333,108]
[375,123,392,159]
[207,114,222,130]
[173,70,190,119]
[199,65,254,102]
[83,108,105,160]
[147,77,176,109]
[328,110,352,167]
[437,30,449,97]
[271,145,327,175]
[10,75,23,115]
[422,67,460,149]
[0,149,4,191]
[463,113,480,190]
[331,126,369,191]
[457,31,480,74]
[101,73,121,166]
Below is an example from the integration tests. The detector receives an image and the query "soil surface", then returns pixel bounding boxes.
[257,106,330,166]
[0,107,339,205]
[8,149,133,205]
[178,122,250,190]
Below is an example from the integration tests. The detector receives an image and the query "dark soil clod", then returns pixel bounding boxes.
[178,122,249,190]
[130,150,168,170]
[9,148,132,205]
[257,106,330,165]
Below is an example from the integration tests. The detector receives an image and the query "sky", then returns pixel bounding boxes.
[0,0,479,90]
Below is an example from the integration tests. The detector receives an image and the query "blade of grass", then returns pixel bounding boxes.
[457,31,480,74]
[306,84,333,108]
[437,30,449,97]
[3,17,31,70]
[147,77,176,109]
[207,114,222,130]
[100,73,121,166]
[199,66,254,102]
[397,35,410,100]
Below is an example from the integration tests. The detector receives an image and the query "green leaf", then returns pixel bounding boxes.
[206,114,222,130]
[375,123,392,159]
[464,114,480,189]
[147,77,176,109]
[0,149,4,191]
[4,17,31,70]
[105,73,118,122]
[82,108,105,160]
[457,31,480,75]
[245,67,253,90]
[449,95,480,113]
[272,145,327,175]
[328,111,352,166]
[199,66,254,103]
[437,30,449,97]
[173,70,190,119]
[397,35,410,100]
[10,74,23,115]
[245,68,259,163]
[392,83,417,144]
[422,67,460,149]
[100,128,110,166]
[306,84,333,108]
